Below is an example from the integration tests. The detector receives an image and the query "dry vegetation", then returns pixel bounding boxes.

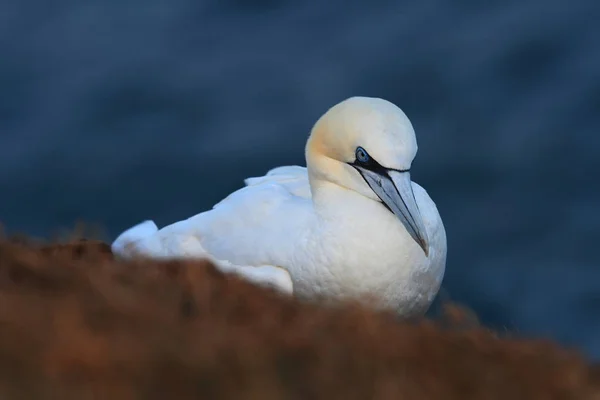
[0,233,598,399]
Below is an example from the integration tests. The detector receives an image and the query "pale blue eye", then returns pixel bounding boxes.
[356,147,370,163]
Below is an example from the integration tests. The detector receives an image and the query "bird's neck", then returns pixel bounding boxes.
[309,177,382,223]
[306,151,351,197]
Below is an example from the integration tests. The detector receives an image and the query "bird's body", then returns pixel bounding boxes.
[112,97,447,316]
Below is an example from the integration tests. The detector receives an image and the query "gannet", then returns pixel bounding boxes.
[112,96,447,316]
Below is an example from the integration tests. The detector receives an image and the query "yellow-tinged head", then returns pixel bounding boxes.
[306,96,429,256]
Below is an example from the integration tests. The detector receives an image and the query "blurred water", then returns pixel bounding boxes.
[1,0,599,358]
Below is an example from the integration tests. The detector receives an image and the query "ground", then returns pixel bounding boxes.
[0,233,598,399]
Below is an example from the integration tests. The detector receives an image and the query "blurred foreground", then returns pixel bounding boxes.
[0,232,598,399]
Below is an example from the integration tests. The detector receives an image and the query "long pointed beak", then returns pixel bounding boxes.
[353,166,429,257]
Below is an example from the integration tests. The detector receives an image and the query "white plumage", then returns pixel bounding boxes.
[112,96,447,316]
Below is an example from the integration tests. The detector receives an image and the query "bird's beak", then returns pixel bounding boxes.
[353,166,429,257]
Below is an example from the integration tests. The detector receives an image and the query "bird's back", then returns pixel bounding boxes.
[112,166,314,267]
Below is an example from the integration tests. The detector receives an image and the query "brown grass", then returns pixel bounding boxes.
[0,236,598,399]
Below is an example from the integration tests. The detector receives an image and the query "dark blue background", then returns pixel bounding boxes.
[1,0,599,359]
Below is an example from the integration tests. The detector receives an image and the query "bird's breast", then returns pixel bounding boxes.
[292,204,433,309]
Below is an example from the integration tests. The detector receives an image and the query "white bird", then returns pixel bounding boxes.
[112,96,447,316]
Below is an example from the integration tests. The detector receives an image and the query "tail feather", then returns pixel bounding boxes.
[110,220,294,295]
[111,220,159,259]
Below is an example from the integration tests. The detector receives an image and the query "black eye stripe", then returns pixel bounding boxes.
[352,147,410,174]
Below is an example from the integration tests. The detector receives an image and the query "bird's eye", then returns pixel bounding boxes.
[355,147,370,163]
